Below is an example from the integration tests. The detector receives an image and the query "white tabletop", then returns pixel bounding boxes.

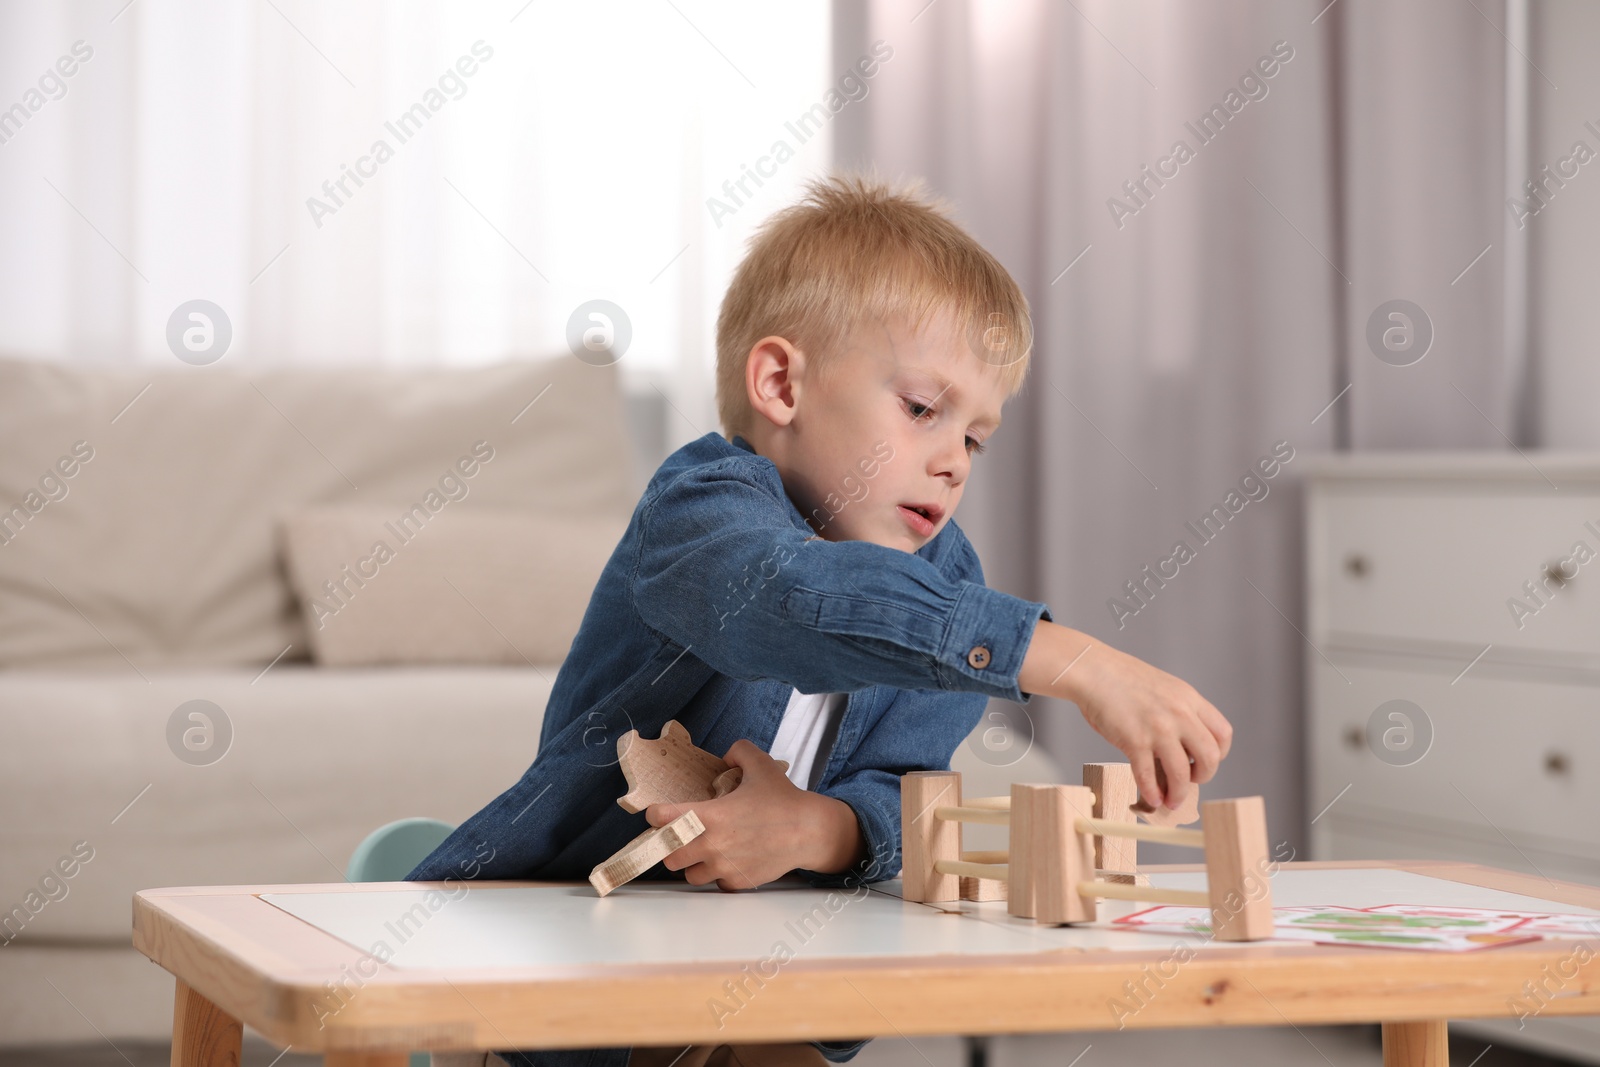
[260,868,1600,971]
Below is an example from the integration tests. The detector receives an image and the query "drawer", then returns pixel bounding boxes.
[1312,485,1600,662]
[1308,661,1600,854]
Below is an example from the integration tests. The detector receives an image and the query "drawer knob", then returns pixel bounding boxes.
[1344,554,1369,578]
[1343,726,1364,750]
[1545,751,1571,776]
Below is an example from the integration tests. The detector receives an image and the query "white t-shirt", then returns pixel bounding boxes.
[769,689,847,791]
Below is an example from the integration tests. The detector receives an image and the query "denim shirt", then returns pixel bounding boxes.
[406,431,1052,1067]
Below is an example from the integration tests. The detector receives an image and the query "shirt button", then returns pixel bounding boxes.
[967,645,992,669]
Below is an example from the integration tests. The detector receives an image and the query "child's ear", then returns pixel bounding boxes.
[745,336,803,429]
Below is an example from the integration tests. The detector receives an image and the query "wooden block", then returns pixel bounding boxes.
[960,876,1007,901]
[589,811,705,896]
[171,978,242,1067]
[901,771,961,902]
[1381,1020,1449,1067]
[1200,796,1274,941]
[1082,763,1139,872]
[1036,785,1096,924]
[1006,783,1049,919]
[1094,869,1150,887]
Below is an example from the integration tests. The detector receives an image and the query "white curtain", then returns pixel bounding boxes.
[836,0,1521,848]
[0,0,833,449]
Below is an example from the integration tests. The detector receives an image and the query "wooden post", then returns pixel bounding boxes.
[1035,785,1097,925]
[170,978,242,1067]
[960,875,1007,901]
[902,771,961,902]
[1006,783,1046,919]
[1381,1020,1448,1067]
[1200,796,1274,941]
[1082,763,1139,873]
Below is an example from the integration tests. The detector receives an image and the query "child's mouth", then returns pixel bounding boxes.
[897,504,936,536]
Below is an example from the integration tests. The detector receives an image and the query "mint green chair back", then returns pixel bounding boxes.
[345,817,456,882]
[346,817,456,1067]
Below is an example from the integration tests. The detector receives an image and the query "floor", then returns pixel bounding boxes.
[0,1028,1579,1067]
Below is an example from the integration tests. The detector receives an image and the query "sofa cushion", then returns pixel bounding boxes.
[0,357,631,669]
[279,508,628,665]
[0,666,553,942]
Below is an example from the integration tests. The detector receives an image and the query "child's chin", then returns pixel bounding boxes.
[868,531,921,553]
[828,517,922,552]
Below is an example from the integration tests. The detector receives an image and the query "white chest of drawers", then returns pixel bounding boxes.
[1305,453,1600,1062]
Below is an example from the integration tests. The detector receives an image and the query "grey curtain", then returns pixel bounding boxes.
[834,0,1520,850]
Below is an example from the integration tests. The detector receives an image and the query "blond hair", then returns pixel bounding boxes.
[714,172,1033,440]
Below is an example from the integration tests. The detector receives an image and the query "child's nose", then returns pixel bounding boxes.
[931,440,970,483]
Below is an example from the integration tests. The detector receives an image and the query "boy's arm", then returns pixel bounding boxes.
[1017,619,1233,812]
[637,458,1229,815]
[633,462,1049,703]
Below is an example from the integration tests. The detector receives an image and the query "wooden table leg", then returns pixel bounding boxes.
[323,1054,411,1066]
[1381,1020,1448,1067]
[171,978,243,1067]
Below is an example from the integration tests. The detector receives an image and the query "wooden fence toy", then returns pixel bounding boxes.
[900,763,1273,941]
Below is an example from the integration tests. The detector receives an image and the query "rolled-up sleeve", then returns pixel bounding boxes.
[793,682,987,889]
[632,462,1052,702]
[804,767,901,888]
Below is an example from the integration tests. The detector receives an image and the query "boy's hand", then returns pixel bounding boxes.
[1018,620,1232,813]
[644,741,865,890]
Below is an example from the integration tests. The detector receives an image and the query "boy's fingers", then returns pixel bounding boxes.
[650,799,723,828]
[1130,751,1163,810]
[1155,740,1193,810]
[1185,728,1222,784]
[686,860,747,890]
[723,739,766,766]
[663,838,706,873]
[1197,700,1233,759]
[645,802,683,827]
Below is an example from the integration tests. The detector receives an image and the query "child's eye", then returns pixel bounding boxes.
[966,436,986,455]
[904,399,933,421]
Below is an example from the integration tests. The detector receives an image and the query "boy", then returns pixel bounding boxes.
[409,175,1232,1067]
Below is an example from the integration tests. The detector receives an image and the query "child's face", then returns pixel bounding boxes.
[776,308,1008,552]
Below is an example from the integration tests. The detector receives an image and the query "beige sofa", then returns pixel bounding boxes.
[0,355,634,1045]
